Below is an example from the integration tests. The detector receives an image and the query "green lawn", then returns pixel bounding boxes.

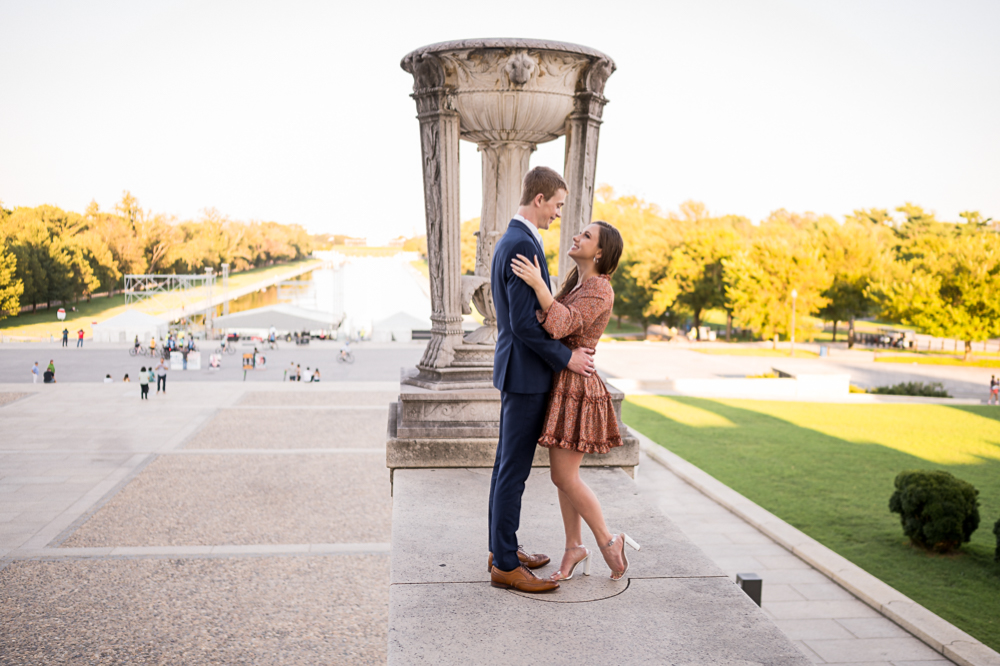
[605,317,646,335]
[875,355,1000,368]
[623,396,1000,651]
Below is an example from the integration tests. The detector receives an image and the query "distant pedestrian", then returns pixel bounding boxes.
[61,328,69,347]
[77,329,84,347]
[155,359,168,394]
[123,373,130,382]
[44,360,55,384]
[147,366,156,387]
[104,374,113,384]
[139,367,149,400]
[305,366,311,382]
[31,362,39,383]
[150,335,157,355]
[296,364,302,381]
[990,376,999,406]
[312,368,321,382]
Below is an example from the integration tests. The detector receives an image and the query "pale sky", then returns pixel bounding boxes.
[1,0,998,242]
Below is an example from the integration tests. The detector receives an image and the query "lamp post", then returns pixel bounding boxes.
[205,267,214,339]
[790,289,798,357]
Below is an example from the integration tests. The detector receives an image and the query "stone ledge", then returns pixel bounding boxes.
[636,428,1000,666]
[388,467,810,664]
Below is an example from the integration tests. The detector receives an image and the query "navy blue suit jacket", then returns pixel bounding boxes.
[491,219,572,394]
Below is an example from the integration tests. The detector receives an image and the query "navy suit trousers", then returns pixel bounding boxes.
[488,391,549,571]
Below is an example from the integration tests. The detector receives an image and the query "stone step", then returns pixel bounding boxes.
[388,466,811,665]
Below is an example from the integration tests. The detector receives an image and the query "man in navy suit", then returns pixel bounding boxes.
[488,166,596,593]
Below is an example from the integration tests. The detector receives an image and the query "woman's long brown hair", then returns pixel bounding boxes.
[554,220,623,300]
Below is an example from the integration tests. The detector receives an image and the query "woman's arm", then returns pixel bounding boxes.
[510,253,554,311]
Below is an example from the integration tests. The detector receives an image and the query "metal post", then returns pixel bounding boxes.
[205,267,214,340]
[736,573,762,606]
[790,289,797,357]
[221,263,230,316]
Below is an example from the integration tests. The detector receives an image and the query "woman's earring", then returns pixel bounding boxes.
[594,257,599,263]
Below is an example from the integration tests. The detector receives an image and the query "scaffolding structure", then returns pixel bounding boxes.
[123,273,216,306]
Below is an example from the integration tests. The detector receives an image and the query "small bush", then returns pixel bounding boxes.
[888,470,980,552]
[871,381,950,397]
[849,384,867,394]
[994,517,1000,563]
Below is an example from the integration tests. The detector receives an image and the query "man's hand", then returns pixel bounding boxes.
[567,347,595,377]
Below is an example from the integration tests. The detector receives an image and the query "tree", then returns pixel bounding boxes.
[816,219,889,345]
[0,240,23,320]
[724,233,832,344]
[872,230,1000,360]
[654,219,743,339]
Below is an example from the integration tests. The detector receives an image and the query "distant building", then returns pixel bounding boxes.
[344,237,367,247]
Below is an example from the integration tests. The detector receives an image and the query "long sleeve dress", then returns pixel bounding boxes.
[536,274,622,454]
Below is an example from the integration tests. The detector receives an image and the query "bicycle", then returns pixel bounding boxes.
[128,346,147,357]
[337,350,355,364]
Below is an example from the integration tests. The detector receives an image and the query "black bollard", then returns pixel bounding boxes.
[736,573,762,606]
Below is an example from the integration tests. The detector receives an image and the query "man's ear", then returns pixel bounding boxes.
[533,192,546,208]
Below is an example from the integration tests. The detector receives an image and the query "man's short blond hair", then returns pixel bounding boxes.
[519,166,568,206]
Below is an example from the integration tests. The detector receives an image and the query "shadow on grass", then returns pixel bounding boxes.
[624,395,1000,651]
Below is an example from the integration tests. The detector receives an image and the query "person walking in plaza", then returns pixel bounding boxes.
[31,361,39,383]
[155,358,168,394]
[989,376,999,405]
[61,328,69,347]
[149,335,157,356]
[511,216,640,582]
[139,367,150,400]
[76,329,84,347]
[487,167,597,593]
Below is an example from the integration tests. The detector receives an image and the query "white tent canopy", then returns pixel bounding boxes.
[371,311,431,343]
[91,310,169,343]
[213,304,339,333]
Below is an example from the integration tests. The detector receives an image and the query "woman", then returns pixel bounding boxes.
[511,220,640,582]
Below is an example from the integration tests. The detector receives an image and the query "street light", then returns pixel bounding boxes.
[790,289,798,357]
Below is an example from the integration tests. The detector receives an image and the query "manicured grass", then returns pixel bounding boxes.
[876,355,1000,368]
[1,259,320,339]
[605,317,646,335]
[623,396,1000,651]
[695,347,819,358]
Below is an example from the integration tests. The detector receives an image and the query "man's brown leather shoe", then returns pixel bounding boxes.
[487,548,550,572]
[491,564,559,592]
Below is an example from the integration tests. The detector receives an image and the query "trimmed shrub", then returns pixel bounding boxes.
[888,470,979,552]
[994,517,1000,563]
[871,381,950,397]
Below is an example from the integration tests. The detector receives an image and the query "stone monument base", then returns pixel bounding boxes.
[386,370,640,482]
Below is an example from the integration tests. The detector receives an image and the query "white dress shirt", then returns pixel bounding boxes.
[512,214,544,252]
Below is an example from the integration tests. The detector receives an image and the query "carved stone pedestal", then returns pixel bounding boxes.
[387,370,640,483]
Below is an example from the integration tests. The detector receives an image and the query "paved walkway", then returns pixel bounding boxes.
[635,449,953,666]
[0,379,399,664]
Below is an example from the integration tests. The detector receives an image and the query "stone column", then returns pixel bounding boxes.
[402,53,464,369]
[463,141,535,344]
[559,58,615,281]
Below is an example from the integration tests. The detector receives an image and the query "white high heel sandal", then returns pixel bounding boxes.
[601,533,640,580]
[551,545,591,581]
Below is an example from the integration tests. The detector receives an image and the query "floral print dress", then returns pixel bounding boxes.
[536,274,622,454]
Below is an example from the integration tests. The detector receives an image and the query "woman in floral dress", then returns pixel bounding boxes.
[510,220,640,582]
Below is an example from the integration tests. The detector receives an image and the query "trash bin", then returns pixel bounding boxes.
[819,345,828,357]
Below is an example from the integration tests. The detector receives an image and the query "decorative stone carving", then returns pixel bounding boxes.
[400,39,615,388]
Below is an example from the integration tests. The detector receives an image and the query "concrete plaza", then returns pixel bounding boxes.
[0,344,988,664]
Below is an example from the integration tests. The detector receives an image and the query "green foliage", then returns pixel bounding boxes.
[0,243,24,320]
[872,229,1000,359]
[994,516,1000,563]
[0,192,312,313]
[889,470,980,552]
[723,215,832,341]
[870,381,950,397]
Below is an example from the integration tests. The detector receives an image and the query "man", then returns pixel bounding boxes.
[62,328,69,347]
[76,329,84,347]
[31,362,39,383]
[155,358,168,394]
[488,166,595,593]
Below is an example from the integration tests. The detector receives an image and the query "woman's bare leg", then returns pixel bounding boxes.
[550,447,623,573]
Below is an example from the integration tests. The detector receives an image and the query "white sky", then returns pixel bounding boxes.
[1,0,998,243]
